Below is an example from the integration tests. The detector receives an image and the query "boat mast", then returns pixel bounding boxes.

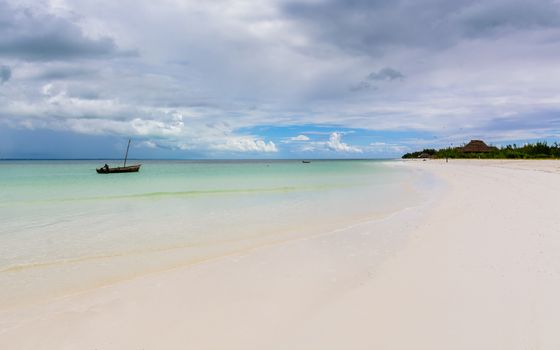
[124,139,131,167]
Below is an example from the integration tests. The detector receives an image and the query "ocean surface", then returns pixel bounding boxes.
[0,159,430,308]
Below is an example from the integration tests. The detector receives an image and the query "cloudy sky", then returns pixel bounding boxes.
[1,0,559,159]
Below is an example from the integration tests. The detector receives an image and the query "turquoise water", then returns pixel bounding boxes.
[0,160,426,307]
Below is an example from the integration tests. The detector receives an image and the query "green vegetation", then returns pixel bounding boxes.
[402,142,560,159]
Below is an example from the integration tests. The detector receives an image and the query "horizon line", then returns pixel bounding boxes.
[0,157,396,161]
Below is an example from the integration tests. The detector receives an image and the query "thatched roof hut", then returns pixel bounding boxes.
[461,140,495,153]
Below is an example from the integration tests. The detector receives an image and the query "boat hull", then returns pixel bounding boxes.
[96,164,141,174]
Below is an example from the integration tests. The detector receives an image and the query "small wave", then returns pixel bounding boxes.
[1,184,340,206]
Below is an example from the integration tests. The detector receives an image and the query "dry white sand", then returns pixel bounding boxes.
[1,159,560,349]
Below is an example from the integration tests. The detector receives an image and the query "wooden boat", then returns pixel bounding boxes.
[96,139,141,174]
[302,160,311,163]
[96,164,141,174]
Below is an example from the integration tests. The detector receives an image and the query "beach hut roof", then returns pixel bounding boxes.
[462,140,494,153]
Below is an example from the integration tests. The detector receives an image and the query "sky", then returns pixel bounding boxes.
[0,0,559,159]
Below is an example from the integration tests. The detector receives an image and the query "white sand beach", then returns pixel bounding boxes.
[1,160,560,349]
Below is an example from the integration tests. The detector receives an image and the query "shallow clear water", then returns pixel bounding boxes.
[0,160,427,307]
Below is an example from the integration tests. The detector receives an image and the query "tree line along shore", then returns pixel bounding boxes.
[402,140,560,159]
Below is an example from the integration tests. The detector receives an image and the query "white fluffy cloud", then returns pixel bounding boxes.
[295,132,362,154]
[282,134,310,143]
[327,132,362,153]
[291,134,310,141]
[211,137,278,153]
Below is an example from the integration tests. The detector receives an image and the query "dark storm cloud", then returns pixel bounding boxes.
[0,64,10,83]
[349,67,403,92]
[367,68,404,81]
[455,1,560,37]
[0,1,124,61]
[34,67,97,81]
[349,81,373,92]
[282,0,560,54]
[66,87,102,100]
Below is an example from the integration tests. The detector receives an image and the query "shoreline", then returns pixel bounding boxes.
[2,160,559,349]
[0,160,432,310]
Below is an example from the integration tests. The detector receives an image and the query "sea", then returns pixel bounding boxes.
[0,159,431,308]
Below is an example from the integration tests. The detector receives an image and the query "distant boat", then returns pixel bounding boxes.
[302,160,311,163]
[96,139,141,174]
